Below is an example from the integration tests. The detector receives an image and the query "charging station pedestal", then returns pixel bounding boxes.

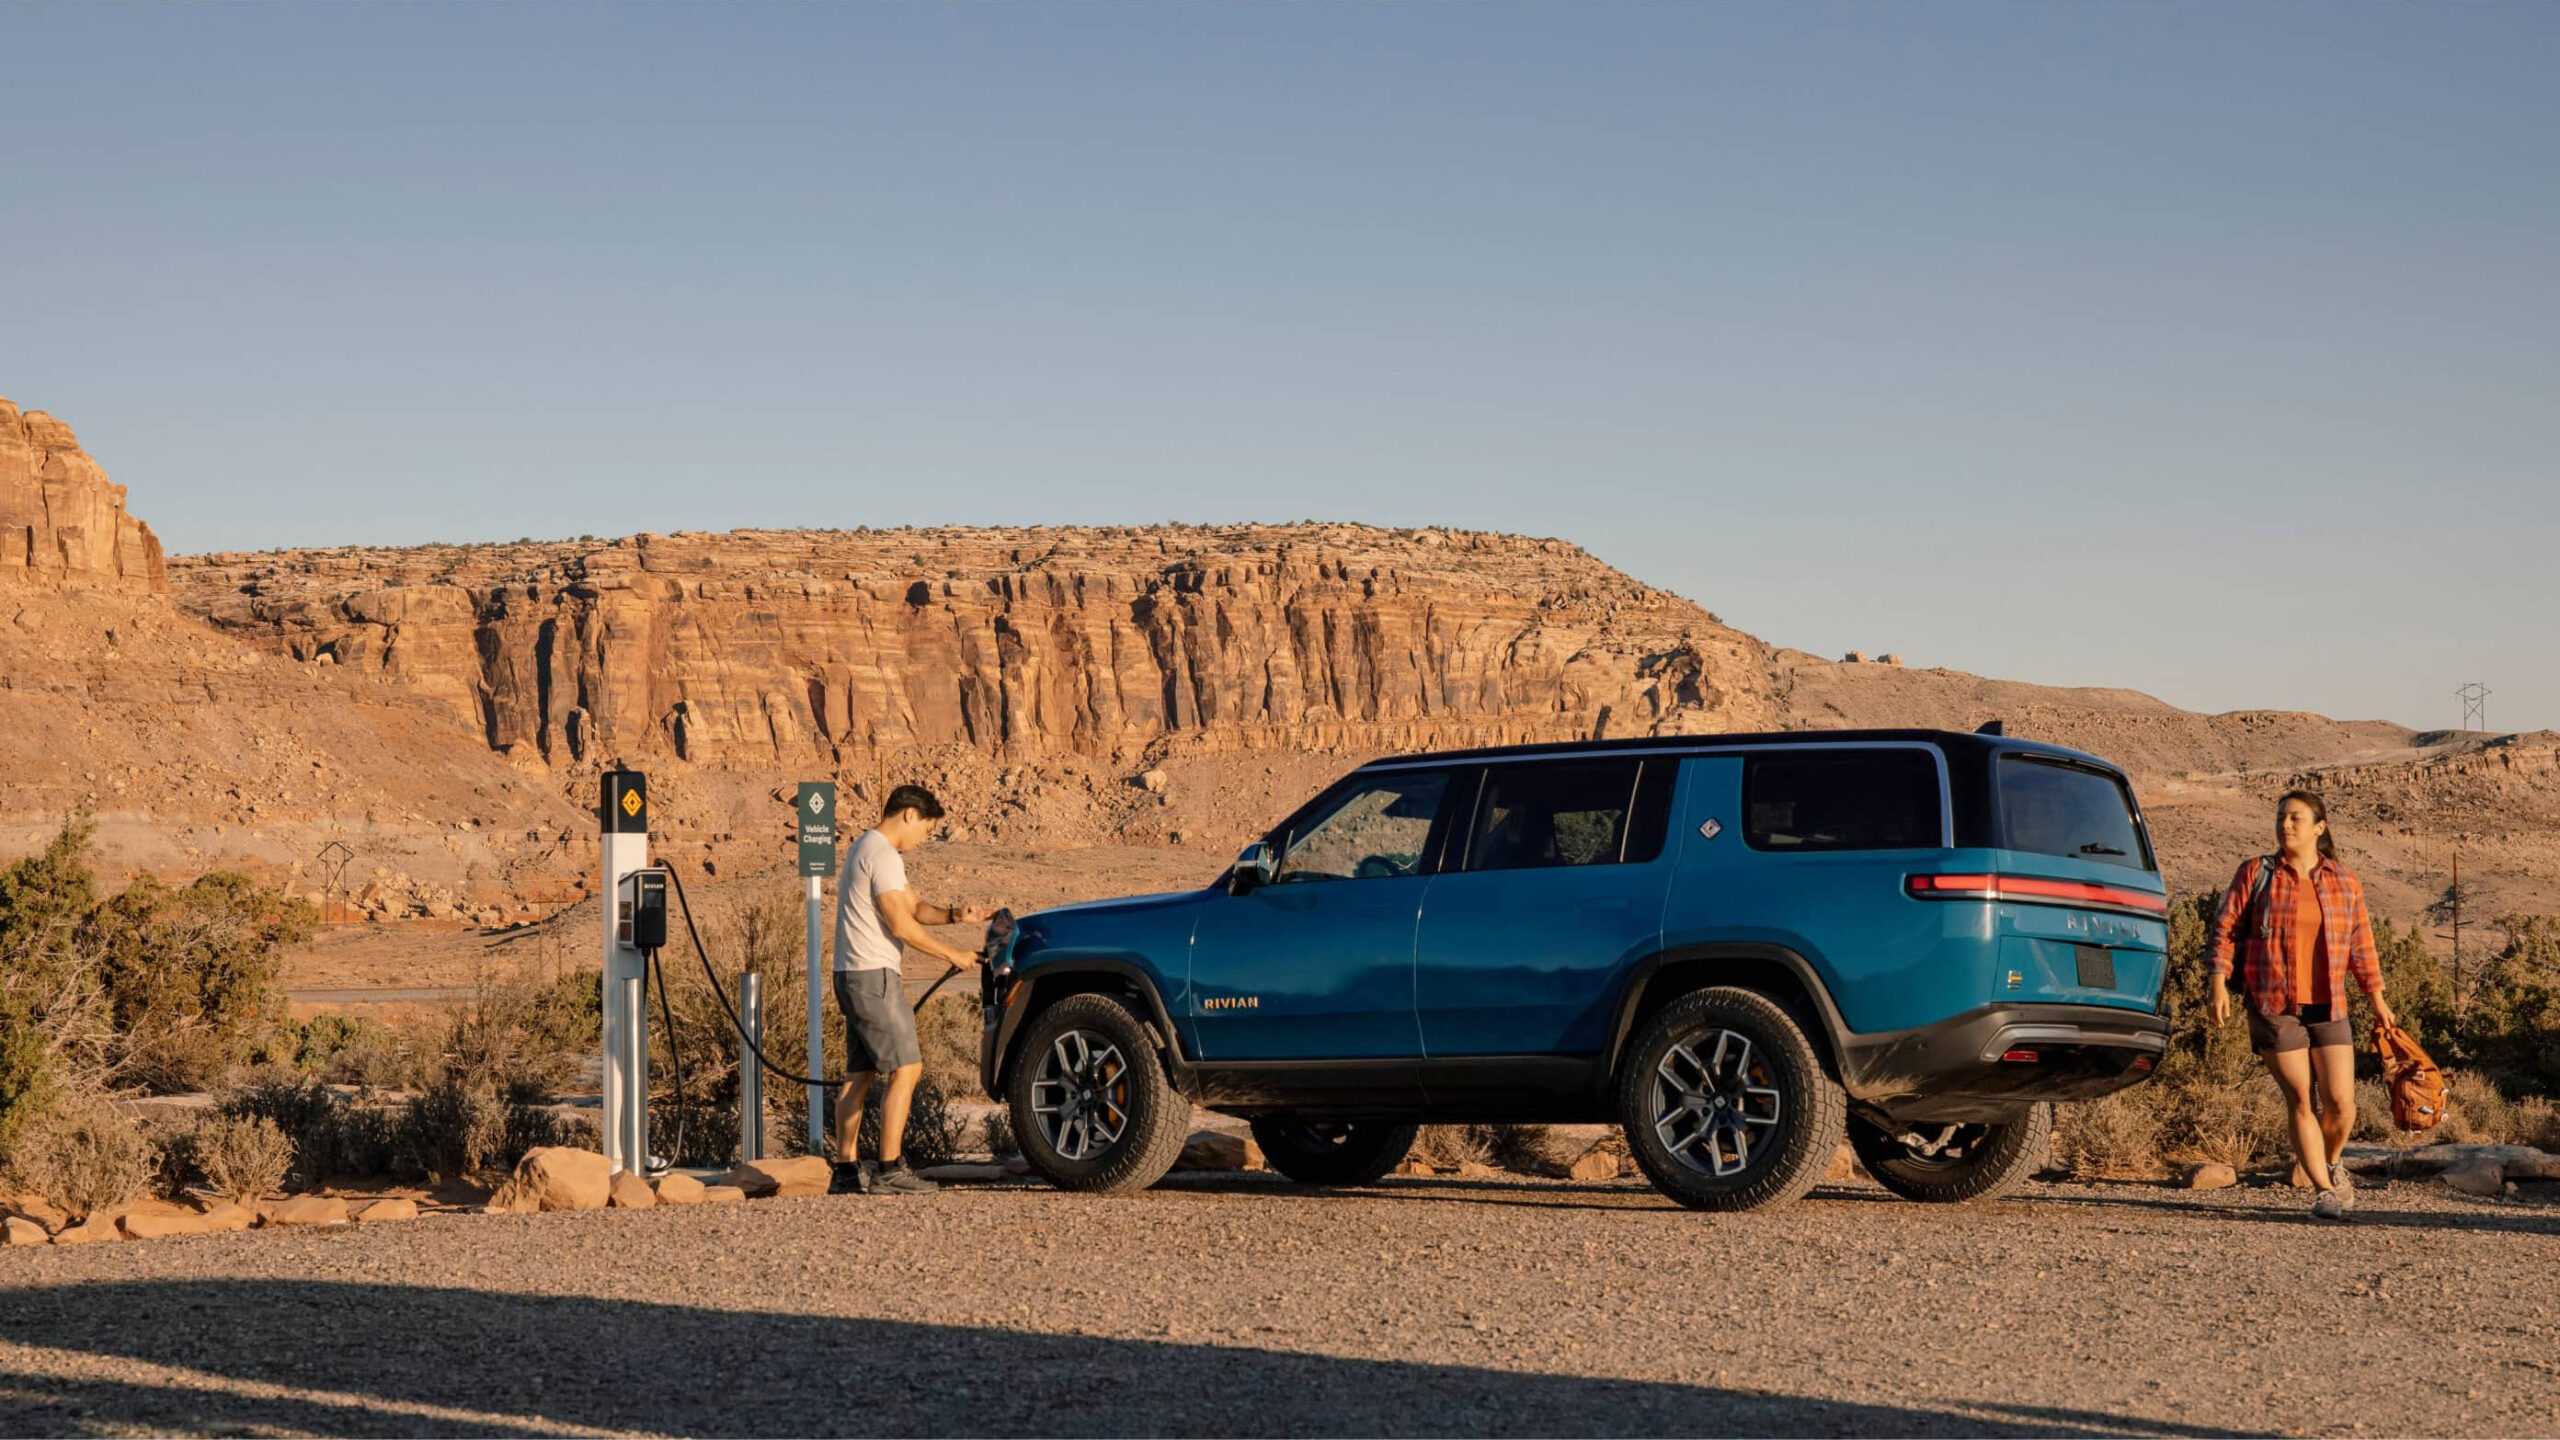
[599,769,652,1175]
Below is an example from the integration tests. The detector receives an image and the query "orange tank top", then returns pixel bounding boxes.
[2289,872,2329,1007]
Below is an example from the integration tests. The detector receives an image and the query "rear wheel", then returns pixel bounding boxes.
[1617,986,1844,1211]
[1847,1105,2051,1204]
[1008,994,1190,1194]
[1248,1117,1418,1187]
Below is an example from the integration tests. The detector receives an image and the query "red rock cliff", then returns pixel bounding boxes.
[171,525,1783,769]
[0,398,165,593]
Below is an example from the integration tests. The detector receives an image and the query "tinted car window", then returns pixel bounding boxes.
[1743,750,1942,853]
[1998,756,2153,871]
[1465,760,1642,871]
[1276,771,1449,883]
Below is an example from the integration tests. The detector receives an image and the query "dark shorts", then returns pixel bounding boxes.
[2247,1001,2352,1055]
[834,968,922,1074]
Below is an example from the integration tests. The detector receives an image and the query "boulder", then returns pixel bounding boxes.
[199,1203,256,1233]
[2506,1150,2560,1182]
[1455,1161,1501,1180]
[1395,1158,1435,1177]
[3,1197,68,1235]
[608,1171,657,1209]
[119,1204,215,1240]
[721,1155,830,1199]
[1174,1130,1254,1172]
[50,1216,120,1245]
[352,1198,419,1223]
[2441,1161,2507,1197]
[2186,1163,2239,1191]
[487,1146,613,1213]
[1139,769,1170,794]
[260,1196,350,1228]
[3,1216,50,1246]
[1570,1149,1622,1183]
[653,1172,707,1205]
[701,1184,747,1205]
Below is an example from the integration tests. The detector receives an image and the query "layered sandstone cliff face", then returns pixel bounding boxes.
[170,525,1786,771]
[0,399,164,593]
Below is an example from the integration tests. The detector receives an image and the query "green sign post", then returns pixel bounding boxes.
[796,782,838,878]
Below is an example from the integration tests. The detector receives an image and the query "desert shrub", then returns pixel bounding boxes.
[190,1113,294,1201]
[296,1013,430,1089]
[2460,915,2560,1097]
[857,1073,964,1168]
[2439,1069,2519,1145]
[1411,1125,1493,1171]
[2514,1096,2560,1153]
[84,870,314,1092]
[983,1106,1019,1161]
[0,815,106,1156]
[916,993,982,1099]
[445,965,599,1094]
[1481,1124,1564,1176]
[3,1091,153,1218]
[2051,1092,2166,1180]
[219,1072,350,1185]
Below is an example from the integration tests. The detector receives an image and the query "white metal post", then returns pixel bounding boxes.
[600,771,651,1176]
[739,973,764,1164]
[806,874,825,1154]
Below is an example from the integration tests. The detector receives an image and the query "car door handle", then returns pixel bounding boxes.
[1581,897,1630,911]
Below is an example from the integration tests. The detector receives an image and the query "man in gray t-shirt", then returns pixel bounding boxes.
[829,784,992,1195]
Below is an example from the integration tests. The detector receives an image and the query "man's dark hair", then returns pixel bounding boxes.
[882,785,945,823]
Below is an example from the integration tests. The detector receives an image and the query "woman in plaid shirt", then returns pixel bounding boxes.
[2208,790,2398,1220]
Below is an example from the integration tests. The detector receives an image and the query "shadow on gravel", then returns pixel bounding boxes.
[0,1279,2252,1439]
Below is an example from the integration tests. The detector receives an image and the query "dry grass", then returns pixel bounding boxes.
[2051,1091,2167,1180]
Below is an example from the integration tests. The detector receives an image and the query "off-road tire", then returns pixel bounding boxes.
[1008,993,1190,1194]
[1618,986,1845,1212]
[1248,1118,1419,1187]
[1847,1104,2052,1204]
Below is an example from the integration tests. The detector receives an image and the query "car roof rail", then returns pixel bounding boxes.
[1975,719,2005,736]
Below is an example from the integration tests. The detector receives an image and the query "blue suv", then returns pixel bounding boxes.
[980,729,2171,1210]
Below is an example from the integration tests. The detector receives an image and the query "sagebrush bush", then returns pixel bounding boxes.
[296,1013,429,1089]
[4,1091,153,1218]
[856,1073,965,1167]
[983,1106,1019,1160]
[1412,1125,1494,1171]
[191,1113,293,1201]
[2052,1091,2166,1180]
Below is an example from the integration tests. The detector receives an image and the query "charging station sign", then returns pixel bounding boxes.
[796,782,837,878]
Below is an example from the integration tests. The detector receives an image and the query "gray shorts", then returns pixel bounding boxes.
[834,968,922,1074]
[2247,1001,2352,1055]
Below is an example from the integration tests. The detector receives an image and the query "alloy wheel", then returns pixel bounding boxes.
[1030,1028,1131,1162]
[1653,1029,1785,1178]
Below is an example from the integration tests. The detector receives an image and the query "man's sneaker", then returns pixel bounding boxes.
[827,1160,874,1196]
[871,1161,939,1196]
[2313,1187,2348,1220]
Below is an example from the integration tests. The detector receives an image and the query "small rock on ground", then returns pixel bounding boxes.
[653,1173,706,1205]
[2186,1163,2239,1190]
[608,1172,657,1209]
[353,1198,419,1223]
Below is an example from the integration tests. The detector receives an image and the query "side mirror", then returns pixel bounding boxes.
[1230,840,1278,894]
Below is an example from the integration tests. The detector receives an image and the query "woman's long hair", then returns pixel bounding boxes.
[2277,789,2339,862]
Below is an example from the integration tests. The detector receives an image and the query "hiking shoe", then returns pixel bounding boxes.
[2313,1187,2348,1221]
[871,1161,939,1196]
[827,1161,874,1196]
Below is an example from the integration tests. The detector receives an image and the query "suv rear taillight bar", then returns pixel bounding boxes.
[1906,873,2168,917]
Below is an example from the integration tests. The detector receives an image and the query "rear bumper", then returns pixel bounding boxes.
[1839,1002,2169,1124]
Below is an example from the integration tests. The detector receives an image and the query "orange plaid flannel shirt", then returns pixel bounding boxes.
[2209,855,2385,1016]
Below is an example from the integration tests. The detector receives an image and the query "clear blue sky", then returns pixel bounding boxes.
[5,4,2554,733]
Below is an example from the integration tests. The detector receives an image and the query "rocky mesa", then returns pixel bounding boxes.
[0,399,164,594]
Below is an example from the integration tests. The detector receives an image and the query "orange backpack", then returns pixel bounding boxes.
[2373,1020,2446,1132]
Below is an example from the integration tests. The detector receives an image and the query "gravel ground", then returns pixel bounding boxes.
[4,1171,2555,1438]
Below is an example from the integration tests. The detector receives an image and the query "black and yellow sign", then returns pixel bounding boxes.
[601,770,648,835]
[796,781,837,878]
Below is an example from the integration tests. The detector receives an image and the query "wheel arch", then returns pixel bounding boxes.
[989,957,1193,1101]
[1602,944,1854,1094]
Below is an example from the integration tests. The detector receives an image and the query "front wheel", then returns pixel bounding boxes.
[1248,1117,1418,1186]
[1008,994,1190,1193]
[1617,986,1844,1211]
[1847,1105,2051,1204]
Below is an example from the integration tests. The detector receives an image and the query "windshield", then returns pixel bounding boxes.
[1997,756,2153,872]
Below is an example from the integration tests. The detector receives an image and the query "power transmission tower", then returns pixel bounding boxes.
[2456,682,2490,733]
